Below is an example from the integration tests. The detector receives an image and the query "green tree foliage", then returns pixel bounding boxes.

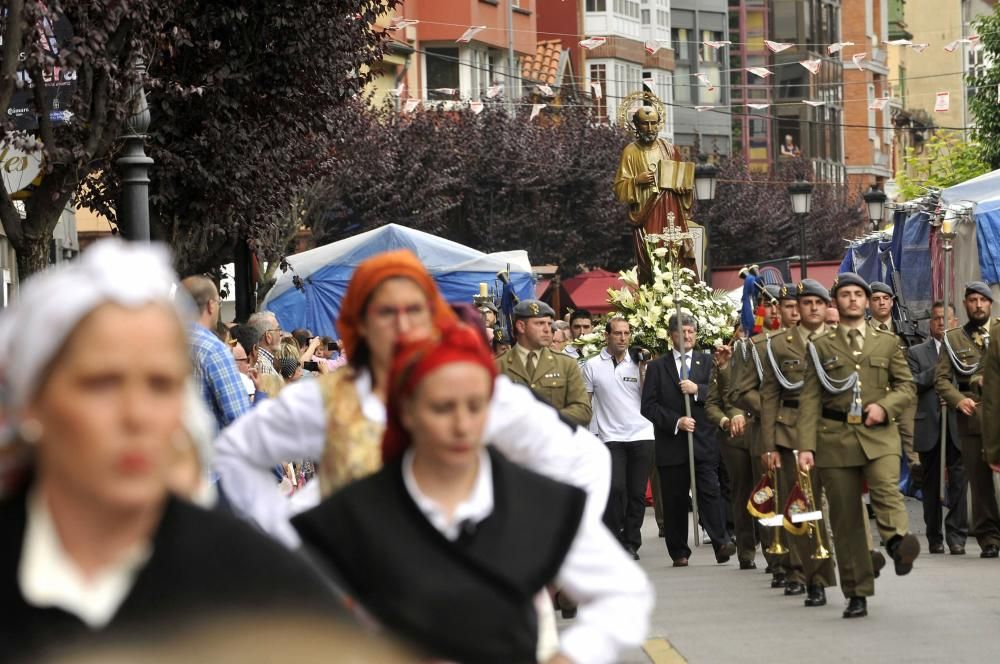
[895,131,991,201]
[970,8,1000,169]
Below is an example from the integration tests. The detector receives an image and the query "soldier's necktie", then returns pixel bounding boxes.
[848,329,863,355]
[526,351,537,377]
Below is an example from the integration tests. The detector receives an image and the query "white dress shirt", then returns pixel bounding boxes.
[401,448,652,664]
[582,349,654,442]
[19,490,151,629]
[213,370,612,549]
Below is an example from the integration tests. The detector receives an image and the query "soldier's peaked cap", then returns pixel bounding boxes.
[797,279,831,302]
[513,299,556,319]
[964,281,994,302]
[869,281,894,297]
[778,283,798,301]
[831,272,872,297]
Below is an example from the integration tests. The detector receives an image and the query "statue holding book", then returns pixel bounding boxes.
[612,92,697,285]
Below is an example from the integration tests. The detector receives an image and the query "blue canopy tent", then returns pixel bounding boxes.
[262,224,535,337]
[941,168,1000,305]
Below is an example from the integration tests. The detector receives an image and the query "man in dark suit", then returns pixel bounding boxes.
[641,313,735,567]
[909,301,968,554]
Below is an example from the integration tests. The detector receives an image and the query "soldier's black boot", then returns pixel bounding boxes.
[783,581,805,596]
[770,572,787,588]
[804,584,826,607]
[887,533,920,575]
[842,596,867,619]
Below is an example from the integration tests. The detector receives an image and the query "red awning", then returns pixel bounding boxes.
[561,269,623,314]
[535,278,552,299]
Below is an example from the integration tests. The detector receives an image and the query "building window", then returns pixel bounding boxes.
[613,0,639,19]
[657,9,668,27]
[590,63,608,122]
[426,47,460,95]
[586,0,606,11]
[672,28,690,60]
[641,9,650,24]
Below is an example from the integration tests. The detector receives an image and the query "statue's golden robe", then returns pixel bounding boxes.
[613,139,696,284]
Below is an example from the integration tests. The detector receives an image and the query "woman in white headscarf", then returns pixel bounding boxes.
[0,241,346,661]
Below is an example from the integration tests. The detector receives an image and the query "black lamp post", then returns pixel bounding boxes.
[116,57,153,242]
[862,184,888,230]
[787,179,814,279]
[694,161,719,284]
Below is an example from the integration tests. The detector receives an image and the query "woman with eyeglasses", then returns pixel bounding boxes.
[293,324,650,664]
[0,242,346,660]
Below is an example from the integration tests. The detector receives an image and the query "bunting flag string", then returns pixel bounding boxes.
[803,100,826,107]
[536,84,554,97]
[765,40,794,53]
[852,53,867,70]
[388,17,419,30]
[694,73,716,91]
[799,59,821,74]
[747,103,771,110]
[529,103,546,120]
[694,106,716,112]
[590,81,602,100]
[868,97,889,111]
[703,40,732,50]
[827,41,854,54]
[402,99,420,113]
[645,40,661,55]
[456,26,486,43]
[469,101,484,115]
[579,36,607,50]
[747,67,774,79]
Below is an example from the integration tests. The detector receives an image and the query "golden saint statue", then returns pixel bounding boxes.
[612,93,697,284]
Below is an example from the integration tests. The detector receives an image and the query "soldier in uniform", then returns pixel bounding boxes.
[730,284,786,586]
[868,282,921,480]
[759,280,837,608]
[934,281,1000,559]
[797,273,919,620]
[977,304,1000,473]
[496,299,592,427]
[706,328,759,570]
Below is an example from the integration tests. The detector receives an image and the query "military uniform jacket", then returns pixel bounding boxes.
[796,324,915,467]
[731,331,775,416]
[496,346,592,426]
[934,323,992,436]
[980,319,1000,463]
[760,326,814,455]
[705,361,746,450]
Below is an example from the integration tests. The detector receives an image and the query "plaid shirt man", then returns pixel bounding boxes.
[255,346,278,376]
[189,323,250,430]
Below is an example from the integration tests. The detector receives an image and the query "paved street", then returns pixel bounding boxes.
[565,498,1000,663]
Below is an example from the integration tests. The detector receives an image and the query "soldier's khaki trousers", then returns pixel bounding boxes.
[722,444,761,563]
[745,419,781,572]
[961,433,1000,548]
[820,455,908,598]
[777,447,836,588]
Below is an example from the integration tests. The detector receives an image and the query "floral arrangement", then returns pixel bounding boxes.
[571,241,738,360]
[570,331,606,361]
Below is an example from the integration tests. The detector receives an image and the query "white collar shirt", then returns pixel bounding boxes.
[934,338,942,354]
[18,490,152,629]
[582,349,653,442]
[401,448,494,541]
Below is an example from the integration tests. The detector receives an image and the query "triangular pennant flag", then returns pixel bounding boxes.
[883,38,912,46]
[590,81,602,100]
[529,103,546,120]
[536,84,554,97]
[747,474,776,518]
[852,53,867,70]
[579,36,607,50]
[391,81,405,97]
[944,39,960,53]
[469,101,484,115]
[781,481,811,536]
[912,43,930,53]
[389,17,419,30]
[403,99,420,113]
[434,87,459,96]
[935,91,950,112]
[703,40,731,50]
[747,103,770,110]
[486,83,503,99]
[869,97,889,111]
[969,35,981,43]
[645,40,661,55]
[827,41,854,54]
[765,40,794,53]
[803,100,826,107]
[694,105,715,112]
[456,25,486,43]
[747,67,773,78]
[694,73,716,91]
[799,59,821,75]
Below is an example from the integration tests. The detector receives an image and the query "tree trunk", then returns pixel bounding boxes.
[14,234,50,280]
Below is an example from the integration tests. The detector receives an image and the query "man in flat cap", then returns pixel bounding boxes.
[759,280,837,608]
[868,282,922,484]
[797,272,918,619]
[730,283,786,586]
[935,281,1000,559]
[496,299,592,426]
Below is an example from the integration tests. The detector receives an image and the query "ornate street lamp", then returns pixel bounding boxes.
[863,184,888,230]
[116,57,153,242]
[787,179,813,278]
[694,162,719,202]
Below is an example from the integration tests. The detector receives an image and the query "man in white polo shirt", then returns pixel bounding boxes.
[583,316,655,560]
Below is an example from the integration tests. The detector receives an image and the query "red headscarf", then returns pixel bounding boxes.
[336,250,457,362]
[381,323,498,464]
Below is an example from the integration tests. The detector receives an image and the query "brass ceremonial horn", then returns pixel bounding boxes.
[765,469,788,555]
[799,468,831,560]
